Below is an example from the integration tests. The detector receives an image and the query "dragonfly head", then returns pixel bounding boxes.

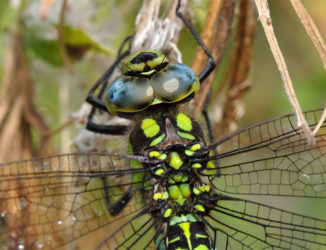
[106,50,200,115]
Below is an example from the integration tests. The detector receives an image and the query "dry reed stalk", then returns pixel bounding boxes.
[255,0,322,144]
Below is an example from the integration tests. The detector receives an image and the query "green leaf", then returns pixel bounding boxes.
[26,24,116,66]
[63,25,115,55]
[27,35,64,66]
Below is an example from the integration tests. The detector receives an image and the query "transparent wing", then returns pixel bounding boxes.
[0,153,157,249]
[96,210,163,250]
[206,197,326,249]
[0,109,325,249]
[207,108,326,197]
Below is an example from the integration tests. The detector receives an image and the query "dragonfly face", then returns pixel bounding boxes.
[106,50,200,115]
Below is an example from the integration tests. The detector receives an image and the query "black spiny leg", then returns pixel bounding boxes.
[176,0,216,142]
[85,35,133,135]
[176,0,216,83]
[202,109,214,144]
[101,177,133,216]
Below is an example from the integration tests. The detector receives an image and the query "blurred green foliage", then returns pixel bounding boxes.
[0,1,17,31]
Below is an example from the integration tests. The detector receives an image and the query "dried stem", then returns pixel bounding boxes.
[57,0,73,153]
[313,104,326,135]
[255,0,314,144]
[289,0,326,70]
[58,0,72,72]
[0,97,24,162]
[49,118,74,137]
[214,0,257,137]
[0,30,15,125]
[191,0,222,75]
[0,24,52,162]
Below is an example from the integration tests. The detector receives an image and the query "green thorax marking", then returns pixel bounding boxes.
[177,131,195,140]
[141,118,160,138]
[130,113,204,156]
[176,113,193,131]
[175,113,196,140]
[150,133,166,146]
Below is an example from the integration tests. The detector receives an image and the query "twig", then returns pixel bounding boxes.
[289,0,326,70]
[214,0,257,137]
[48,119,74,137]
[289,0,326,137]
[0,97,23,162]
[191,0,222,75]
[313,104,326,135]
[57,0,72,153]
[0,29,16,125]
[59,75,71,153]
[58,0,72,72]
[255,0,314,144]
[16,30,52,157]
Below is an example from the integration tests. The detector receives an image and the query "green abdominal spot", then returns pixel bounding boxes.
[169,152,183,169]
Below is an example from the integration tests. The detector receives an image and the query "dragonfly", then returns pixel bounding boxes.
[1,1,326,249]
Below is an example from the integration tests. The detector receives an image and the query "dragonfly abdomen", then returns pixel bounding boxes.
[165,214,212,250]
[129,112,218,249]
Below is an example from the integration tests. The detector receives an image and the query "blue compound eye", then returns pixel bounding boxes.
[106,52,200,114]
[106,76,154,114]
[151,63,199,103]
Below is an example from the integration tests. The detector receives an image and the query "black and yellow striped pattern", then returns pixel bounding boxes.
[129,113,217,249]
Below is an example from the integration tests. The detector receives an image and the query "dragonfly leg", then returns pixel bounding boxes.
[101,177,133,216]
[176,0,216,143]
[85,35,133,134]
[86,106,129,135]
[175,0,216,83]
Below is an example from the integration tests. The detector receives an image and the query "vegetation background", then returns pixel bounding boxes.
[0,1,325,248]
[0,0,325,160]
